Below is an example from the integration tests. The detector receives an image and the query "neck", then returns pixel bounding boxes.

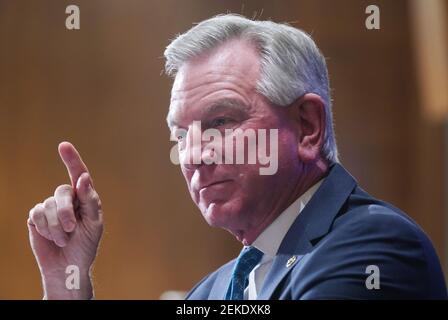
[239,158,329,246]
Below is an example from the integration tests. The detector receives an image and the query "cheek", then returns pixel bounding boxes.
[181,169,195,194]
[232,166,268,201]
[277,130,299,163]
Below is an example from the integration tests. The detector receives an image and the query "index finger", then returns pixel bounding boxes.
[58,141,89,188]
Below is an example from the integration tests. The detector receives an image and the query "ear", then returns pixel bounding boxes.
[291,93,326,163]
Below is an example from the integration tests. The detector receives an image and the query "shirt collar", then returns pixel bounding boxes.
[251,179,324,258]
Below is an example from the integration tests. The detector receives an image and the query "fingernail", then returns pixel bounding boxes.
[83,174,92,191]
[76,176,82,190]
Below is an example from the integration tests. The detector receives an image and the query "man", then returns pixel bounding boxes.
[28,14,447,299]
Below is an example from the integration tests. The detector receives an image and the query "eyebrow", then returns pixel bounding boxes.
[204,98,249,117]
[167,98,249,129]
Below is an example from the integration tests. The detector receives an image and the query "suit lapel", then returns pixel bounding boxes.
[258,164,357,299]
[207,259,236,299]
[257,239,311,299]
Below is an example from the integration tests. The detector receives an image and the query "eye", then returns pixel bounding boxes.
[172,128,187,142]
[210,117,232,128]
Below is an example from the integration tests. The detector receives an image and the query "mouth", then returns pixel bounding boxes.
[199,179,233,191]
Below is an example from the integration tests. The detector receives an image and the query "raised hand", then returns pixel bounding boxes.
[27,142,103,299]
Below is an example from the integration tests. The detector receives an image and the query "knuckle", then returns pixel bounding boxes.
[34,203,44,211]
[43,197,56,209]
[30,204,44,219]
[54,184,73,196]
[28,208,35,219]
[47,218,60,229]
[29,209,39,220]
[57,205,74,220]
[44,209,59,228]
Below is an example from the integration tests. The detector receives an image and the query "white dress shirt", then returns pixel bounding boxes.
[244,179,324,300]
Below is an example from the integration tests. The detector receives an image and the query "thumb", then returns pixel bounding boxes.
[75,172,102,220]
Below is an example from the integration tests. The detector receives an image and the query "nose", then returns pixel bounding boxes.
[179,124,217,171]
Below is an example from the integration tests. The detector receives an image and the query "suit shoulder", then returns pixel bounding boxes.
[333,199,439,269]
[304,196,447,298]
[337,189,428,241]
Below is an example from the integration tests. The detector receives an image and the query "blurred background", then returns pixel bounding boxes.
[0,0,447,299]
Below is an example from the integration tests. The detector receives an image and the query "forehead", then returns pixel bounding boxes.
[167,39,261,128]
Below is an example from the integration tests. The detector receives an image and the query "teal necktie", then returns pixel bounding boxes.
[225,246,264,300]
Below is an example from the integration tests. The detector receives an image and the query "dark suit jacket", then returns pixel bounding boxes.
[186,163,447,299]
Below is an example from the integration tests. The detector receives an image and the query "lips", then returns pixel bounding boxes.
[199,179,233,191]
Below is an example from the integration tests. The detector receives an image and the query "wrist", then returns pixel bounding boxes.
[42,268,94,300]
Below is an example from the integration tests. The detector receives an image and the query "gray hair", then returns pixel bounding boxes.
[164,14,339,163]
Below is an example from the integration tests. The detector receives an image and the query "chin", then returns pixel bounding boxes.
[201,201,243,231]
